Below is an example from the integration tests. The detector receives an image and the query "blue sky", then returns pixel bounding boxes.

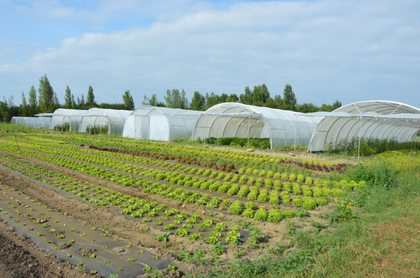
[1,0,419,109]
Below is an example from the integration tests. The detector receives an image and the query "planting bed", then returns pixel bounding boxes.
[0,131,362,277]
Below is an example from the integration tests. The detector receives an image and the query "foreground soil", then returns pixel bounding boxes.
[0,218,94,278]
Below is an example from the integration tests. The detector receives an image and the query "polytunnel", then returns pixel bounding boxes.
[10,116,51,129]
[308,101,420,152]
[79,108,132,135]
[50,109,89,131]
[122,106,202,141]
[192,102,323,149]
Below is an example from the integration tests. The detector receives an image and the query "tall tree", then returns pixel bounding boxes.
[21,92,30,116]
[190,91,205,111]
[240,86,252,104]
[53,92,60,110]
[283,84,297,111]
[86,86,96,107]
[226,93,239,103]
[71,94,76,108]
[123,90,135,110]
[28,85,37,109]
[38,74,54,113]
[80,94,85,107]
[164,89,188,109]
[64,85,73,108]
[205,92,220,109]
[332,100,342,110]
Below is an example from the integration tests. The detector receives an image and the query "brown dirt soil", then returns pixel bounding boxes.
[0,218,99,278]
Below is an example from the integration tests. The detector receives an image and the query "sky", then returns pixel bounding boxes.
[0,0,419,109]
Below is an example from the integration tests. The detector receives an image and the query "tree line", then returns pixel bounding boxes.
[1,74,341,122]
[143,84,341,112]
[0,74,135,122]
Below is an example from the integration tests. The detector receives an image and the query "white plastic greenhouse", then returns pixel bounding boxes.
[192,102,323,149]
[79,108,132,135]
[10,116,51,129]
[122,106,202,141]
[308,101,420,152]
[50,109,89,131]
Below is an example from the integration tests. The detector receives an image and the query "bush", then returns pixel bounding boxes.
[264,179,272,189]
[253,207,268,221]
[292,196,303,207]
[302,197,317,210]
[283,182,291,192]
[274,180,281,191]
[293,183,302,195]
[227,184,240,196]
[228,201,243,215]
[237,186,250,198]
[297,174,305,183]
[217,183,231,194]
[267,209,283,223]
[269,190,280,205]
[302,185,313,197]
[257,189,269,203]
[315,198,328,206]
[332,188,345,197]
[242,208,255,218]
[312,187,323,197]
[245,201,256,210]
[281,210,295,218]
[282,192,291,204]
[247,188,259,200]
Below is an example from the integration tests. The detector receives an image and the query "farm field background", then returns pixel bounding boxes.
[0,126,419,278]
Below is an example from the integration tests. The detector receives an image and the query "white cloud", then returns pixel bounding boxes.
[1,0,419,108]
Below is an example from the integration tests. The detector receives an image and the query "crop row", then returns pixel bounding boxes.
[1,140,350,214]
[0,154,245,245]
[0,184,172,275]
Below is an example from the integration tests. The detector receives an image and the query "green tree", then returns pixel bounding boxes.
[226,93,239,103]
[283,84,297,111]
[205,92,220,109]
[123,90,135,110]
[190,91,205,111]
[332,100,342,110]
[164,89,188,109]
[38,74,54,113]
[53,92,60,110]
[21,92,30,116]
[240,86,252,104]
[71,94,76,108]
[296,102,318,113]
[80,94,85,107]
[86,86,96,107]
[28,85,37,109]
[142,94,158,106]
[64,85,73,108]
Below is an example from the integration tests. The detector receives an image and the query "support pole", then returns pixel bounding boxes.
[247,114,250,149]
[358,116,362,159]
[294,115,297,156]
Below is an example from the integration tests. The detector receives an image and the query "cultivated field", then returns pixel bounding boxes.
[2,128,416,278]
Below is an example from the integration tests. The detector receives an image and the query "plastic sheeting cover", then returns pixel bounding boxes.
[122,106,202,141]
[192,102,322,149]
